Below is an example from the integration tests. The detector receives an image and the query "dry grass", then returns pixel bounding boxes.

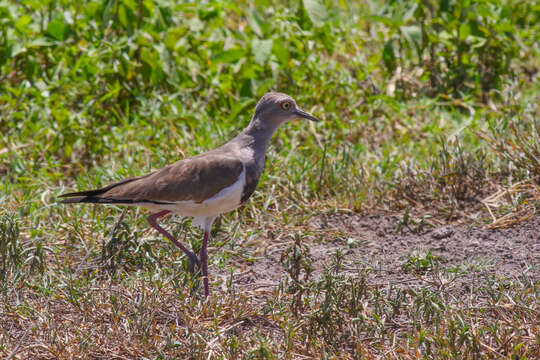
[482,181,540,229]
[1,250,538,358]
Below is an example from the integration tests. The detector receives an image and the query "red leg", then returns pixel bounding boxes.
[200,231,209,297]
[147,210,200,270]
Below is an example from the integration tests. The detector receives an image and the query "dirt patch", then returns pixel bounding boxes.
[219,213,539,294]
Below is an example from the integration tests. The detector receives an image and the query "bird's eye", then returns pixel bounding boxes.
[281,102,291,111]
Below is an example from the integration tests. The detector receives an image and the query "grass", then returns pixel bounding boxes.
[1,0,539,358]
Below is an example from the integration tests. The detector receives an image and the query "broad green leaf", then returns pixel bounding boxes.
[199,7,220,21]
[459,23,470,41]
[27,38,54,48]
[401,25,422,49]
[211,49,246,64]
[247,10,263,37]
[11,43,26,57]
[122,0,138,11]
[468,35,487,49]
[303,0,327,27]
[47,18,68,41]
[15,15,32,34]
[101,0,114,31]
[383,40,396,72]
[369,15,400,27]
[118,4,136,32]
[272,40,289,65]
[252,39,273,65]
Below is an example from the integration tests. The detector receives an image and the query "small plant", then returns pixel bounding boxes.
[0,213,20,283]
[280,234,314,315]
[402,250,441,275]
[280,234,314,289]
[22,238,51,275]
[100,211,140,276]
[395,208,434,234]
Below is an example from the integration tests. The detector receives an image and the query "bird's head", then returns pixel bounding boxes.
[253,92,319,127]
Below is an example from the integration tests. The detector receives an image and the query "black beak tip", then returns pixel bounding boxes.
[295,108,320,122]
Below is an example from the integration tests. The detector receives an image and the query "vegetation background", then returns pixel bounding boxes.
[0,0,538,358]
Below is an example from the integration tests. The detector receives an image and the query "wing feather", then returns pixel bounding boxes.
[59,152,244,205]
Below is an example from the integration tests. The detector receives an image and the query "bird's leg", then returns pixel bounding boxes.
[200,230,210,297]
[147,210,200,271]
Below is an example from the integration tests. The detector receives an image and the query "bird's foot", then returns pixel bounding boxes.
[186,255,201,274]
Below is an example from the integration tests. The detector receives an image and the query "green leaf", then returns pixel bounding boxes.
[401,2,418,23]
[15,15,32,34]
[140,48,158,68]
[247,10,263,37]
[118,4,136,33]
[27,38,54,48]
[211,49,246,64]
[252,39,273,65]
[468,35,487,49]
[369,15,399,28]
[47,18,68,41]
[199,6,220,21]
[11,43,26,57]
[303,0,327,27]
[459,23,470,40]
[383,40,396,73]
[401,25,422,50]
[101,0,114,32]
[272,40,289,65]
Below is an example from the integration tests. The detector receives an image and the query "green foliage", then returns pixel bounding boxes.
[376,0,539,97]
[0,0,358,170]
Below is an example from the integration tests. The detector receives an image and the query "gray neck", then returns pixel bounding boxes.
[238,116,280,153]
[233,116,281,203]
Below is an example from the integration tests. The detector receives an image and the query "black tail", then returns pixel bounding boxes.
[58,187,111,204]
[59,196,91,204]
[58,176,146,204]
[58,194,122,204]
[58,179,172,206]
[58,195,139,204]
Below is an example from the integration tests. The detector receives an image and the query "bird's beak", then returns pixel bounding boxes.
[294,108,319,122]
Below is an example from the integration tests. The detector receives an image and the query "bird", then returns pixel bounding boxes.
[59,92,319,297]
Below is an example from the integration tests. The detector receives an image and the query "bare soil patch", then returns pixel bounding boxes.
[220,213,539,294]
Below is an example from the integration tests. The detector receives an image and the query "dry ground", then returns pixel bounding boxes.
[1,211,539,359]
[219,212,539,298]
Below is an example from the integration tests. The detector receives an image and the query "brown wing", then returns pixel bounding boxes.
[60,152,244,204]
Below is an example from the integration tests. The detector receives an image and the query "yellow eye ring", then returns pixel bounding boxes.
[281,102,291,110]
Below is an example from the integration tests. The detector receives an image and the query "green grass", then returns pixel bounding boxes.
[1,0,539,358]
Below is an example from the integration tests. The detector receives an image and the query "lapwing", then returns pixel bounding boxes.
[59,92,319,296]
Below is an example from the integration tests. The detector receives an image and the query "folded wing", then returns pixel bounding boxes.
[59,153,244,205]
